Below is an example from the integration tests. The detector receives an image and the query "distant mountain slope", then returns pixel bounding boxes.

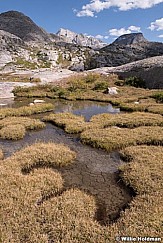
[85,33,163,69]
[0,11,51,42]
[55,28,107,49]
[112,33,148,45]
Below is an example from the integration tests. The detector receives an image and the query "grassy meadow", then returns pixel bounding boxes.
[0,72,162,242]
[13,72,163,115]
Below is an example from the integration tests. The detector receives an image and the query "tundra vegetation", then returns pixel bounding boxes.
[0,73,41,83]
[0,117,45,140]
[13,73,162,115]
[0,103,54,118]
[0,143,162,242]
[0,73,162,241]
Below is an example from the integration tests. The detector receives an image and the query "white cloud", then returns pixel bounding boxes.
[158,34,163,37]
[76,0,163,17]
[128,25,141,32]
[95,34,104,39]
[148,18,163,30]
[109,26,141,37]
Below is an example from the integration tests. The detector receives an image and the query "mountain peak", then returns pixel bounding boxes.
[56,28,106,49]
[113,32,148,45]
[0,10,26,18]
[0,10,51,42]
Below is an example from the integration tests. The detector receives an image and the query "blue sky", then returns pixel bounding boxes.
[0,0,163,43]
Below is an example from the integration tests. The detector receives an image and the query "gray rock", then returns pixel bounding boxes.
[93,56,163,89]
[0,11,51,43]
[55,28,107,49]
[112,33,148,45]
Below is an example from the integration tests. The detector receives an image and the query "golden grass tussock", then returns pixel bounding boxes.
[10,142,76,172]
[13,73,159,107]
[119,145,163,194]
[0,117,45,140]
[147,104,163,115]
[89,112,163,129]
[0,142,77,242]
[0,124,26,140]
[81,126,163,152]
[0,116,45,130]
[43,112,86,133]
[0,166,64,242]
[0,148,4,160]
[108,145,163,238]
[0,141,162,241]
[0,103,54,119]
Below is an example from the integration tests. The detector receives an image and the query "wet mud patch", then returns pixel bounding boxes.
[0,123,133,225]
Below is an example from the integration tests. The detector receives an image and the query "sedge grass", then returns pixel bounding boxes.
[0,142,78,242]
[148,104,163,115]
[0,148,4,160]
[81,126,163,152]
[10,142,76,172]
[0,124,26,140]
[0,117,45,140]
[0,140,162,241]
[0,117,45,130]
[119,145,163,194]
[43,113,86,133]
[89,112,163,129]
[0,103,54,119]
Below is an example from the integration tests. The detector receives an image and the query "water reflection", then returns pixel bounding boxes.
[53,100,120,121]
[0,98,120,121]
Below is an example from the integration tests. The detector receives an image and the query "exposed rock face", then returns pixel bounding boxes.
[93,56,163,89]
[0,11,51,42]
[86,33,163,69]
[112,33,148,45]
[0,9,163,89]
[55,28,106,49]
[0,30,26,67]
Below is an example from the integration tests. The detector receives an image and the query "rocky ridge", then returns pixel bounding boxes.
[112,33,148,45]
[55,28,107,49]
[0,10,163,88]
[86,34,163,69]
[92,55,163,89]
[0,11,51,43]
[0,11,99,71]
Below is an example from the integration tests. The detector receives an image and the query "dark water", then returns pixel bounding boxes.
[3,98,120,121]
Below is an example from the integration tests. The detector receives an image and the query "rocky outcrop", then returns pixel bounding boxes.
[112,33,148,45]
[55,28,107,49]
[0,11,51,43]
[93,56,163,89]
[0,30,26,68]
[87,34,163,69]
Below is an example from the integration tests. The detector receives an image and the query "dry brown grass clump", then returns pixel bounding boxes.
[0,124,26,140]
[0,148,4,160]
[0,142,77,242]
[148,104,163,115]
[0,166,64,242]
[0,117,45,130]
[0,141,162,241]
[81,126,163,152]
[108,146,163,238]
[0,103,54,119]
[119,145,163,194]
[0,117,45,140]
[89,112,163,129]
[11,142,76,172]
[43,112,86,133]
